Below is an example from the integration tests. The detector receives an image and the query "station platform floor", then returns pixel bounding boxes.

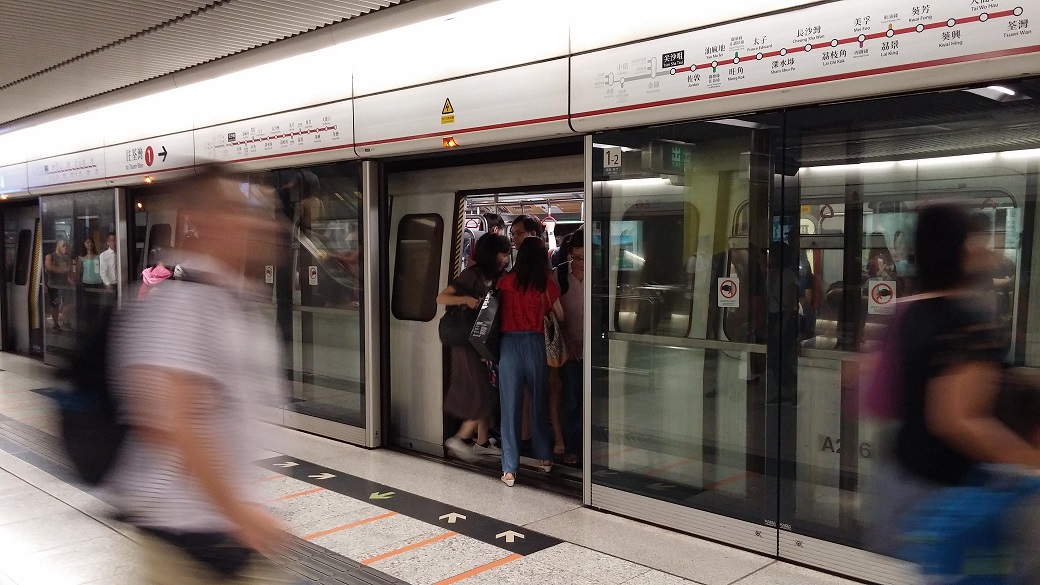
[0,352,864,585]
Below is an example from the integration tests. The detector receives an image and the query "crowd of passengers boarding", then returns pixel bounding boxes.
[436,214,585,487]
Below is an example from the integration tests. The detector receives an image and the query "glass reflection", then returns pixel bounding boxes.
[279,164,365,427]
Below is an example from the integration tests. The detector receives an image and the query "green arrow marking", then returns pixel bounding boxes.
[369,491,395,500]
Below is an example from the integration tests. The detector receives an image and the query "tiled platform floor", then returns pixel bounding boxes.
[0,352,866,585]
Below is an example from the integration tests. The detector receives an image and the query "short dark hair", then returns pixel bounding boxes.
[107,231,116,238]
[915,203,969,292]
[474,233,510,278]
[511,215,542,238]
[483,213,505,232]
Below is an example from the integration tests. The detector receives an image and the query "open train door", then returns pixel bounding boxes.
[387,191,458,454]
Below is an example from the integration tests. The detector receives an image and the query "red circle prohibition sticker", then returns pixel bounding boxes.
[871,282,894,305]
[720,278,738,299]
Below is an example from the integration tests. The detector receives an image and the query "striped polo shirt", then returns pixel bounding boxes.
[107,266,282,533]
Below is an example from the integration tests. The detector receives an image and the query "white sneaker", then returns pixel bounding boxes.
[445,437,480,463]
[473,441,502,457]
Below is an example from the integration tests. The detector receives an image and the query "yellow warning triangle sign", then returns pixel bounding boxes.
[442,98,454,115]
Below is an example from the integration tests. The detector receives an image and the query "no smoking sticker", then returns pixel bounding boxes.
[868,280,896,315]
[718,277,739,308]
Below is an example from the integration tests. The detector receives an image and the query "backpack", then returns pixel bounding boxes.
[54,303,126,485]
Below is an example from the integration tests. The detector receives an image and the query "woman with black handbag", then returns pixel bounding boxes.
[436,233,511,462]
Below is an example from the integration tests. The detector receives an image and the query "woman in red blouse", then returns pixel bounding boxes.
[496,237,564,486]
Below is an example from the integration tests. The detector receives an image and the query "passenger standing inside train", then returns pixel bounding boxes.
[436,233,510,462]
[466,213,505,267]
[75,237,104,328]
[497,237,563,486]
[557,229,584,466]
[107,167,294,584]
[99,231,118,293]
[44,239,72,333]
[867,203,1040,557]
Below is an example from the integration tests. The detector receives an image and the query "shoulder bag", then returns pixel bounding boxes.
[543,290,568,367]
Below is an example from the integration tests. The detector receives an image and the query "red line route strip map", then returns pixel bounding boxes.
[574,2,1032,120]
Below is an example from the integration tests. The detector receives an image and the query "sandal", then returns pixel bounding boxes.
[538,460,553,473]
[501,473,516,487]
[553,444,565,456]
[563,453,579,466]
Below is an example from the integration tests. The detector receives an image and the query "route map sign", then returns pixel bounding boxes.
[572,1,1034,126]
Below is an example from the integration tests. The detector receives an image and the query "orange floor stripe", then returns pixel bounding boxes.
[432,553,523,585]
[704,471,752,491]
[262,486,325,504]
[303,511,397,541]
[361,532,457,565]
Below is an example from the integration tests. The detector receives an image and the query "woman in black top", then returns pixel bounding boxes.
[869,203,1040,555]
[436,233,511,463]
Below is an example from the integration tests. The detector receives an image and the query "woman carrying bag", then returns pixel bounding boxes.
[496,237,564,486]
[436,233,511,462]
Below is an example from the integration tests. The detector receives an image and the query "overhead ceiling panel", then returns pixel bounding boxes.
[0,0,402,126]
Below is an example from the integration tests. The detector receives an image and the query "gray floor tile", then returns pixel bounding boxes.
[266,488,383,536]
[0,471,36,498]
[624,570,705,585]
[458,553,599,585]
[312,512,445,561]
[1,534,138,585]
[0,489,71,526]
[369,534,512,585]
[526,508,771,585]
[527,543,651,585]
[731,561,862,585]
[0,508,116,556]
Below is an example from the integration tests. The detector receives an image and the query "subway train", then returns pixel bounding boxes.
[1,1,1039,582]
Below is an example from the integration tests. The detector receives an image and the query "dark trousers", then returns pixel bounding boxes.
[560,359,583,457]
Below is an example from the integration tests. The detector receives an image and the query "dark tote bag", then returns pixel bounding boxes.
[469,291,501,362]
[439,307,477,346]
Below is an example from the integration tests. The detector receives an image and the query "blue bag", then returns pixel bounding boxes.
[899,468,1040,584]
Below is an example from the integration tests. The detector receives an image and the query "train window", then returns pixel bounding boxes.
[392,213,444,322]
[612,203,695,337]
[14,229,31,286]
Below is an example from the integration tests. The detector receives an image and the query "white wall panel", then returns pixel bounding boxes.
[194,100,355,170]
[354,59,572,157]
[103,131,196,186]
[188,46,353,129]
[23,110,107,160]
[350,0,570,96]
[569,0,817,53]
[571,0,1040,132]
[0,163,28,196]
[100,87,197,146]
[27,149,107,193]
[0,132,26,166]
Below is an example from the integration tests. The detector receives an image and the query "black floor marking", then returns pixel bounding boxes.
[259,455,563,556]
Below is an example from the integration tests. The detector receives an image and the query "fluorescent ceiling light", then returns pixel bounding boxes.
[593,143,639,152]
[989,85,1016,96]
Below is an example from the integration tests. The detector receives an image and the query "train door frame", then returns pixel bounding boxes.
[0,201,43,357]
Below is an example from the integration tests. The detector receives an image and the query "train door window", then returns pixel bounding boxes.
[392,213,444,322]
[13,229,31,286]
[276,164,366,427]
[590,115,778,527]
[782,81,1040,550]
[39,190,116,365]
